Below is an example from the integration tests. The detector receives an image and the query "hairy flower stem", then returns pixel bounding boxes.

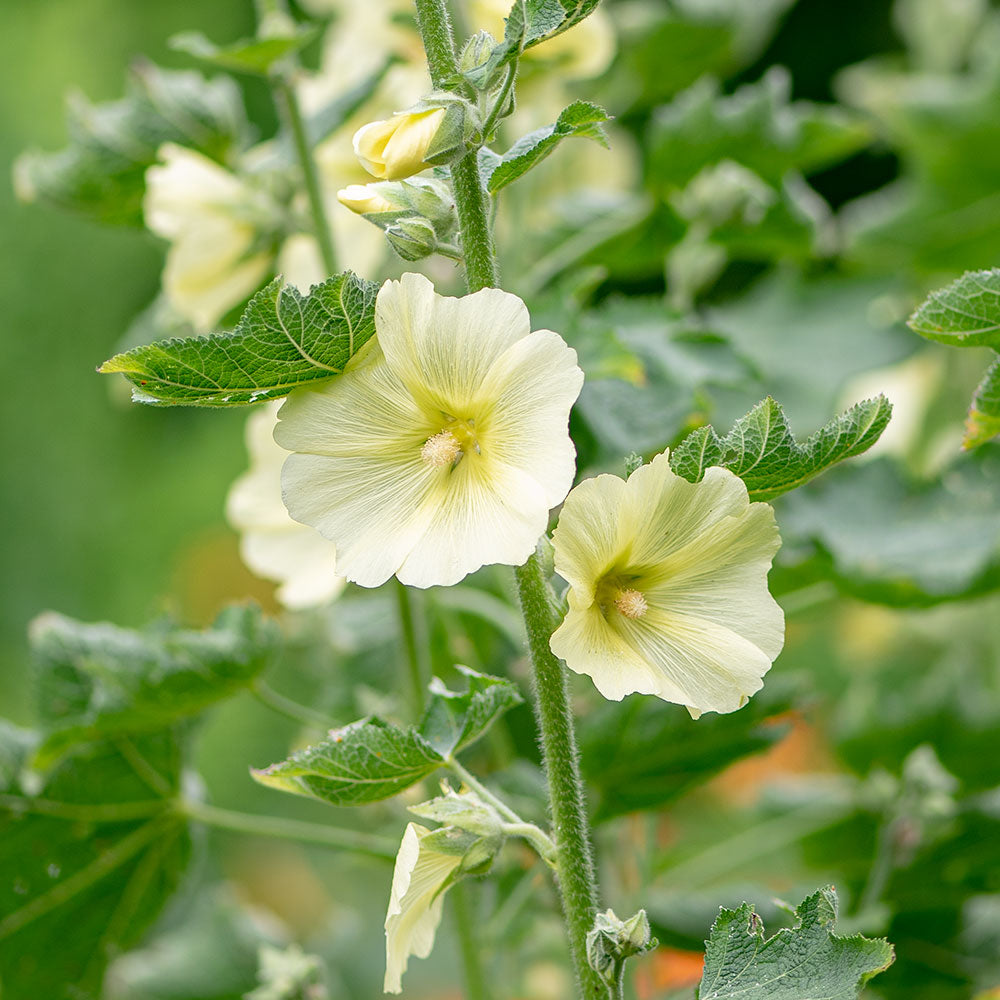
[515,553,607,1000]
[413,0,498,293]
[452,880,491,1000]
[273,75,338,275]
[413,4,604,995]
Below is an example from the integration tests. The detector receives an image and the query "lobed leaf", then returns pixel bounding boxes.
[13,61,247,227]
[170,27,319,76]
[908,269,1000,349]
[697,887,894,999]
[0,729,189,999]
[99,271,379,406]
[419,666,523,756]
[253,667,522,806]
[485,102,612,194]
[251,717,445,806]
[670,395,892,502]
[30,605,278,771]
[965,356,1000,449]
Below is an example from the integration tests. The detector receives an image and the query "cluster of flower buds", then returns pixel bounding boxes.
[337,175,458,262]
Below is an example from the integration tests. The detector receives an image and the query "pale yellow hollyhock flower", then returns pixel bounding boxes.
[353,108,447,180]
[144,143,275,332]
[550,453,784,715]
[226,402,344,610]
[276,272,583,589]
[384,822,462,994]
[336,183,401,215]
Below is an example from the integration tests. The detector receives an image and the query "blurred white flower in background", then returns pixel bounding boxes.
[226,401,344,610]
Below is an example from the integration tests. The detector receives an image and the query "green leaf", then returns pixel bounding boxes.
[170,27,319,76]
[251,717,445,806]
[99,271,379,406]
[781,453,1000,606]
[0,729,190,1000]
[965,356,1000,449]
[418,665,523,756]
[252,668,522,806]
[13,61,247,227]
[669,395,893,502]
[697,886,894,999]
[908,269,1000,350]
[486,102,611,194]
[579,692,791,822]
[30,605,278,771]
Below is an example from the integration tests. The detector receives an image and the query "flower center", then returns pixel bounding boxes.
[420,430,462,467]
[613,588,648,620]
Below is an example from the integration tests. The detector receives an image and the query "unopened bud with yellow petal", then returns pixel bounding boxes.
[353,107,448,180]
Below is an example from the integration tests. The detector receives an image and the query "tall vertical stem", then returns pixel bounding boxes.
[413,0,498,293]
[412,3,604,995]
[515,552,605,1000]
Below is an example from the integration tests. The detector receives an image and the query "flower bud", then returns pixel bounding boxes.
[337,183,403,216]
[353,108,448,180]
[459,29,497,76]
[385,218,438,261]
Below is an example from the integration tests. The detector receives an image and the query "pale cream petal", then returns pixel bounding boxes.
[240,527,343,609]
[274,353,432,459]
[477,329,583,507]
[375,273,532,411]
[550,604,665,702]
[397,458,549,588]
[644,502,785,659]
[623,455,755,570]
[281,450,438,588]
[384,823,461,994]
[551,473,631,607]
[617,609,773,714]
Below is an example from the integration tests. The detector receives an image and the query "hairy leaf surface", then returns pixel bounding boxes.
[99,272,379,405]
[486,102,611,193]
[697,887,894,999]
[253,668,521,805]
[908,269,1000,349]
[31,605,277,770]
[670,395,892,501]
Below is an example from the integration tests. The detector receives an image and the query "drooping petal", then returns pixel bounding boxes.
[384,822,462,994]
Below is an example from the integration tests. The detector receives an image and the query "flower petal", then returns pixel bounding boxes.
[550,472,631,606]
[384,822,461,994]
[478,329,583,508]
[397,457,549,587]
[375,273,532,412]
[550,603,663,701]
